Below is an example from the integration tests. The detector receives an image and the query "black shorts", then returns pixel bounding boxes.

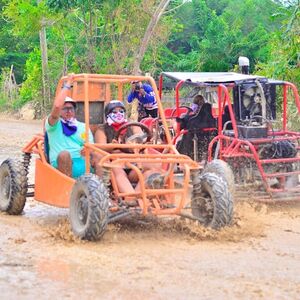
[145,108,158,118]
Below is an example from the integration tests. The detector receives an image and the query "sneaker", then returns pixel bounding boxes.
[145,173,165,189]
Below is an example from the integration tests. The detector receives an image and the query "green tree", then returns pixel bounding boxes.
[0,0,297,116]
[257,1,299,83]
[256,1,300,128]
[0,1,33,83]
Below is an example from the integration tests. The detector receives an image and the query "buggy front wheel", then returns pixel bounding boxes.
[203,159,235,195]
[70,174,109,241]
[191,172,233,229]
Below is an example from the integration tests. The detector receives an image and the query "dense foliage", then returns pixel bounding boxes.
[0,0,298,113]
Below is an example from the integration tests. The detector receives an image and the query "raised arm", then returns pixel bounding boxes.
[140,84,156,104]
[48,74,74,126]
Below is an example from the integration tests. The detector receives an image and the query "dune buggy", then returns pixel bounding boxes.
[0,74,234,241]
[156,72,300,202]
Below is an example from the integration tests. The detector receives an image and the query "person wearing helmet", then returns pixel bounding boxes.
[45,74,94,178]
[94,100,164,194]
[101,100,129,143]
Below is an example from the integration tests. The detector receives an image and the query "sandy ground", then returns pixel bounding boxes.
[0,118,300,300]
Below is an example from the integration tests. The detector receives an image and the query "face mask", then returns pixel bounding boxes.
[107,110,126,125]
[61,118,77,136]
[191,103,198,112]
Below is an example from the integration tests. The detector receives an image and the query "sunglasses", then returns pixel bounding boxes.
[62,107,75,112]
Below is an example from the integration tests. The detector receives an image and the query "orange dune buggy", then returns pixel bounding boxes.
[0,74,233,240]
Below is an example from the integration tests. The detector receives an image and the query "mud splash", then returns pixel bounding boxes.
[46,219,82,243]
[45,201,268,243]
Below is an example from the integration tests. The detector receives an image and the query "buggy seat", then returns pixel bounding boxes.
[176,103,217,161]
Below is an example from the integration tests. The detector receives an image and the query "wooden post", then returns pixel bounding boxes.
[38,0,51,109]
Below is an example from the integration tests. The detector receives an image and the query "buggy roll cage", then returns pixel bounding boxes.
[22,73,199,212]
[159,72,300,199]
[159,72,300,137]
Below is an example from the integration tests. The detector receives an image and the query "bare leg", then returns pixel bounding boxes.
[92,152,135,193]
[91,152,103,177]
[140,148,163,171]
[113,168,135,193]
[57,151,72,177]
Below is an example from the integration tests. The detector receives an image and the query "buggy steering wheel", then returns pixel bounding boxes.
[115,122,153,144]
[171,105,193,118]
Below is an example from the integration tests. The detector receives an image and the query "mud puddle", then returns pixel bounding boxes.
[0,118,300,299]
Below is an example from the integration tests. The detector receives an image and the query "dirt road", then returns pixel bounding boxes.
[0,118,299,299]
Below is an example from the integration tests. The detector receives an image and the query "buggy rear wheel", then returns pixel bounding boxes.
[70,174,109,241]
[0,159,28,215]
[203,159,235,195]
[191,172,233,229]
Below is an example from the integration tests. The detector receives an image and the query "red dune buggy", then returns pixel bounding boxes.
[156,72,300,202]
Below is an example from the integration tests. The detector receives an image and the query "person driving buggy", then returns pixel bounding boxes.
[176,95,215,130]
[94,100,164,195]
[175,95,216,162]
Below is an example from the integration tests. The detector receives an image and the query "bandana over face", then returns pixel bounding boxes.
[61,117,78,136]
[107,109,127,132]
[107,110,127,125]
[191,103,199,113]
